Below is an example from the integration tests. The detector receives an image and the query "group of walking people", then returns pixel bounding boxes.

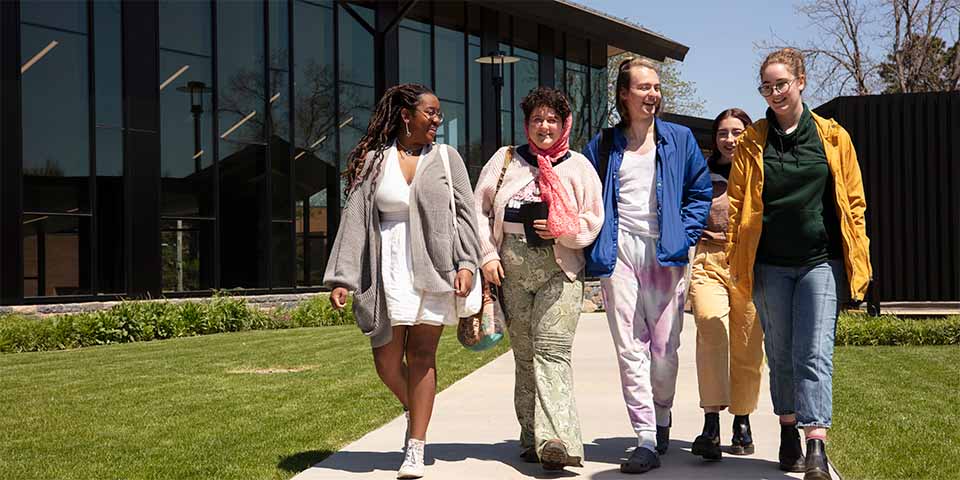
[324,47,871,480]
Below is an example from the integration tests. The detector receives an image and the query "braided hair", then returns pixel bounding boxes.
[343,83,433,196]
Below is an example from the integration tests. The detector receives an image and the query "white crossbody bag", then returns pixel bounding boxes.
[438,144,483,318]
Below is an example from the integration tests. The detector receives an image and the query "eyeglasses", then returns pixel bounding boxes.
[757,78,796,97]
[716,129,744,139]
[418,108,444,123]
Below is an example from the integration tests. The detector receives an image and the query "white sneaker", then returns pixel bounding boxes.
[397,438,425,479]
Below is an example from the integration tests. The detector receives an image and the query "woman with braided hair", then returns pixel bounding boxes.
[324,83,480,479]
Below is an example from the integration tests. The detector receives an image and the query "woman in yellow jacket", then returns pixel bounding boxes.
[722,48,871,480]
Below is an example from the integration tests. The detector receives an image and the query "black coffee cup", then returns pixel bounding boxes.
[519,202,554,247]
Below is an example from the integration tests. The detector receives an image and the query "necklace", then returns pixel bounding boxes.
[396,141,422,156]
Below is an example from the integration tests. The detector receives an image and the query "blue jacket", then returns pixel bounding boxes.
[583,119,712,277]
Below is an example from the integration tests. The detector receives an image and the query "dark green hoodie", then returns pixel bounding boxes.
[756,104,843,267]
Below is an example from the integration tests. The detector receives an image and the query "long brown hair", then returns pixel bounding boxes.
[343,83,433,195]
[614,57,660,127]
[708,108,753,164]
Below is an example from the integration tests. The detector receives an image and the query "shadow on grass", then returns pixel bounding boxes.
[277,450,335,474]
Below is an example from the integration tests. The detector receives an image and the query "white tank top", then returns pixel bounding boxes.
[617,148,659,238]
[375,144,423,222]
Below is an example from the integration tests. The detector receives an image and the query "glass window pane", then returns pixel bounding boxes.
[436,101,465,152]
[218,1,266,151]
[270,0,291,220]
[338,4,375,193]
[499,42,512,145]
[467,36,481,179]
[161,219,214,292]
[593,65,609,133]
[218,1,267,289]
[293,0,336,252]
[338,5,374,86]
[23,215,91,297]
[92,0,124,294]
[160,0,214,217]
[400,19,431,86]
[513,48,538,147]
[93,0,122,130]
[567,65,589,151]
[434,26,464,102]
[21,16,90,213]
[21,1,86,33]
[158,0,211,56]
[96,165,124,294]
[273,222,293,287]
[296,193,329,287]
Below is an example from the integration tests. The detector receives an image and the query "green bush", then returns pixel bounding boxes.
[837,313,960,346]
[0,293,355,353]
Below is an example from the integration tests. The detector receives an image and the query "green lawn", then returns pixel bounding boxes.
[832,345,960,479]
[0,326,509,480]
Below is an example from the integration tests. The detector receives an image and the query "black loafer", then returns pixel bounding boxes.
[730,414,755,455]
[540,439,568,471]
[804,439,832,480]
[779,423,805,472]
[620,447,660,474]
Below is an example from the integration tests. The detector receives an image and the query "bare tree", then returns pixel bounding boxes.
[757,0,959,100]
[756,0,879,102]
[885,0,960,92]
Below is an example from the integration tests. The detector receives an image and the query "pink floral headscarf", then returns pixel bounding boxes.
[525,115,580,238]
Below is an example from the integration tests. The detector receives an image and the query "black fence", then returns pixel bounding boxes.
[816,92,960,304]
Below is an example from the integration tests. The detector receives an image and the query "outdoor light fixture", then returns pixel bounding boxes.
[21,40,59,74]
[474,51,520,146]
[176,81,212,172]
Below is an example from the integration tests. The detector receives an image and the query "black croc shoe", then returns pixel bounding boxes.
[779,423,805,472]
[804,439,832,480]
[691,412,722,461]
[730,415,756,455]
[620,447,660,474]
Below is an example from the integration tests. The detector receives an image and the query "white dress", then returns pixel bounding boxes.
[376,144,458,327]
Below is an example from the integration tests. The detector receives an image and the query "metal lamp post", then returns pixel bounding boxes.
[176,80,212,173]
[474,51,520,147]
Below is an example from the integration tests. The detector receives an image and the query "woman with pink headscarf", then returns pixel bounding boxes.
[474,87,603,472]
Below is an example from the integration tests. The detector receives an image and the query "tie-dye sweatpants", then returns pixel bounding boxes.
[600,230,687,436]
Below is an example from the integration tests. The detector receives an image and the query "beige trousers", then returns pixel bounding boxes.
[689,241,764,415]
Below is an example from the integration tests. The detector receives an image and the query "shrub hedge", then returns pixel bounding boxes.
[0,293,353,353]
[836,312,960,346]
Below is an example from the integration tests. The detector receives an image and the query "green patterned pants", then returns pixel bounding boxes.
[500,234,584,465]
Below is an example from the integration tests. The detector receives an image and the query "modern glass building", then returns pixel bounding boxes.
[0,0,687,305]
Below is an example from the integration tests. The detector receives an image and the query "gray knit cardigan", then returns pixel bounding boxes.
[323,143,480,347]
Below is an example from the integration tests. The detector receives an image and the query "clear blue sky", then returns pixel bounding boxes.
[579,0,843,121]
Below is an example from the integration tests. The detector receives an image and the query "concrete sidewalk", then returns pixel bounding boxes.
[294,312,837,479]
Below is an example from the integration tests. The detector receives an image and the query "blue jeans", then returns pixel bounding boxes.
[753,260,843,428]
